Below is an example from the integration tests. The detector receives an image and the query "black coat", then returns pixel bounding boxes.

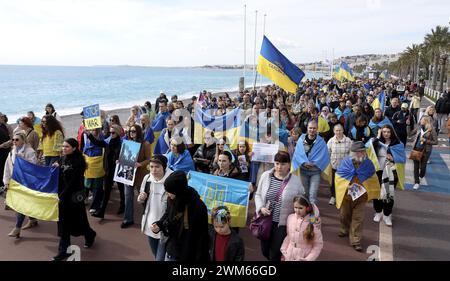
[208,226,245,261]
[156,187,209,262]
[193,143,216,173]
[57,152,92,237]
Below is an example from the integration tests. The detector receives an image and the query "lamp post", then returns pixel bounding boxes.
[416,50,421,83]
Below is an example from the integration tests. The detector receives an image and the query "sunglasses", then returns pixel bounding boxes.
[129,130,137,133]
[110,132,116,135]
[12,138,20,142]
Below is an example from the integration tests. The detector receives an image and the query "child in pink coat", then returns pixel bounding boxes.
[280,196,323,261]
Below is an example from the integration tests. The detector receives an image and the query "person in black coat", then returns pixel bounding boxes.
[208,206,245,261]
[86,124,125,218]
[153,170,209,261]
[193,131,216,173]
[52,138,96,261]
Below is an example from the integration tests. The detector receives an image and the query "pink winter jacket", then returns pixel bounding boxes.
[280,205,323,261]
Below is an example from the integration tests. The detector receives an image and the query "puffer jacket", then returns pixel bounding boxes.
[280,204,323,261]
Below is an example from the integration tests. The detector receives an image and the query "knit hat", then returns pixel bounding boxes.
[350,141,366,152]
[164,170,188,195]
[149,154,168,171]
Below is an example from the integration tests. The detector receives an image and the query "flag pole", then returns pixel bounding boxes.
[259,13,266,89]
[243,4,247,83]
[253,10,258,91]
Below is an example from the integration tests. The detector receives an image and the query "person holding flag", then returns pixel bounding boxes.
[292,120,331,205]
[4,132,38,238]
[334,141,380,251]
[371,125,406,227]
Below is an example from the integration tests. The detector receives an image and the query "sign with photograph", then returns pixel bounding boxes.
[113,140,141,186]
[348,183,367,201]
[83,104,102,130]
[251,143,279,163]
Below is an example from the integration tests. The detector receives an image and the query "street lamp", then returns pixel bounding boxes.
[416,50,421,82]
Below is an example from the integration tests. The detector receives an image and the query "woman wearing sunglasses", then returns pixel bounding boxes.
[3,132,38,238]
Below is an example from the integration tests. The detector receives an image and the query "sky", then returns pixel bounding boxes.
[0,0,449,67]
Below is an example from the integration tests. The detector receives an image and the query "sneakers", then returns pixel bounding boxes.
[373,212,383,222]
[383,215,392,226]
[328,197,336,205]
[89,209,97,214]
[413,183,420,190]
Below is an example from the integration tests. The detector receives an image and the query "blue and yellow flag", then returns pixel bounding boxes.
[337,62,355,82]
[371,91,386,112]
[6,157,59,221]
[257,36,305,93]
[333,66,344,81]
[151,111,170,154]
[335,157,380,209]
[194,107,242,149]
[365,138,381,171]
[188,171,249,228]
[368,116,392,134]
[291,134,332,184]
[389,143,406,190]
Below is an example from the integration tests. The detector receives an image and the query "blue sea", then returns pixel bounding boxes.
[0,65,322,123]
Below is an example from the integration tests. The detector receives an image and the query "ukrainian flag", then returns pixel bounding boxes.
[257,36,305,93]
[389,143,406,190]
[371,91,386,112]
[194,107,242,149]
[239,117,265,150]
[151,111,171,154]
[366,140,405,190]
[333,66,344,82]
[337,62,355,82]
[188,171,249,228]
[291,134,332,185]
[334,157,380,209]
[5,157,59,221]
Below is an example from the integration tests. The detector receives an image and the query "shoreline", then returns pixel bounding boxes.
[52,86,265,138]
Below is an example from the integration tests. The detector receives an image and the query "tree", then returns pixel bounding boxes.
[424,25,450,90]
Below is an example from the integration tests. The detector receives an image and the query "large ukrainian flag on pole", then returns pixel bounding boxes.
[194,107,242,149]
[257,36,305,93]
[337,62,355,82]
[188,171,250,228]
[6,157,59,221]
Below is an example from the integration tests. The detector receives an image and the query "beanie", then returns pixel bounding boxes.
[164,170,188,195]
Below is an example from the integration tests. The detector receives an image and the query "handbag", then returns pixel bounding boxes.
[408,149,423,161]
[249,174,292,241]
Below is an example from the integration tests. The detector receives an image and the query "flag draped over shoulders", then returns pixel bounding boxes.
[292,134,332,184]
[335,157,380,209]
[389,143,406,190]
[166,150,195,173]
[6,157,59,221]
[368,117,393,133]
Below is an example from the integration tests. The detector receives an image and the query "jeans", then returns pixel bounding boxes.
[413,149,432,184]
[44,156,60,167]
[147,236,166,261]
[100,176,125,214]
[124,184,135,223]
[437,113,448,133]
[300,167,322,205]
[85,178,104,211]
[16,213,26,228]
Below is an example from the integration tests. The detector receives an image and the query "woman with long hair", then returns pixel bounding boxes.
[411,116,438,190]
[4,132,38,237]
[121,124,151,228]
[40,115,64,166]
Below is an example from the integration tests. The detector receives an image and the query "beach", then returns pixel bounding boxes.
[59,89,243,138]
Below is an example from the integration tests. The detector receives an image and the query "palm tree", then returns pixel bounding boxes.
[424,25,450,90]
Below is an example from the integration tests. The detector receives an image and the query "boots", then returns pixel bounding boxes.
[21,218,38,230]
[8,227,21,238]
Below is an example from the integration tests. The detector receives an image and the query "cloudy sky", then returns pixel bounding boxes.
[0,0,448,66]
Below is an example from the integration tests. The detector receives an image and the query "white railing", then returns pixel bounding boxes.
[424,87,442,101]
